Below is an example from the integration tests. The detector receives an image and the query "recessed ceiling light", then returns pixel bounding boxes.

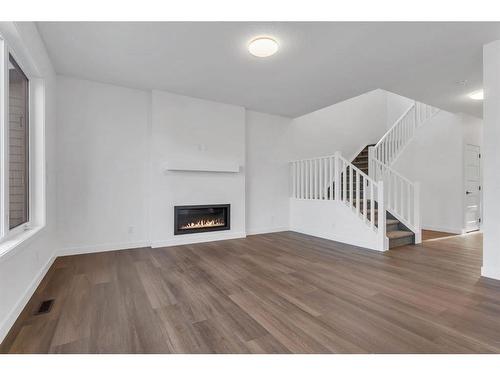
[468,89,484,100]
[248,37,279,58]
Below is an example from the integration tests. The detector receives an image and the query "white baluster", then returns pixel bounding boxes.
[356,170,360,215]
[396,121,400,154]
[315,159,319,199]
[370,181,375,229]
[318,158,322,199]
[300,161,304,199]
[363,175,367,223]
[305,160,309,199]
[349,165,354,208]
[309,159,314,199]
[342,159,347,203]
[330,156,334,200]
[407,180,411,221]
[302,160,305,199]
[324,157,328,200]
[414,182,420,234]
[295,162,298,199]
[377,181,386,250]
[392,173,397,210]
[309,160,314,199]
[335,152,341,201]
[312,159,316,199]
[400,179,404,217]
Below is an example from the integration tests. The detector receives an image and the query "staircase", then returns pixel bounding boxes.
[350,146,415,248]
[289,99,439,252]
[368,101,439,245]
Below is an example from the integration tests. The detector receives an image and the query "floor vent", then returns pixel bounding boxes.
[35,299,54,315]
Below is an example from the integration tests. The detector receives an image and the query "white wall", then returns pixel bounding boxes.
[386,91,414,129]
[392,110,483,234]
[56,77,151,254]
[0,22,58,342]
[150,90,246,247]
[290,89,389,161]
[290,199,382,251]
[245,110,292,234]
[462,113,483,146]
[482,40,500,280]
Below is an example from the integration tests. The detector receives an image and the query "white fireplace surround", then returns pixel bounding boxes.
[149,90,247,248]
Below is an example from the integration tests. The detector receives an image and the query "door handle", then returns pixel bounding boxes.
[466,191,472,195]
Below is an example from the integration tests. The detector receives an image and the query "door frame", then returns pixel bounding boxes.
[463,143,482,232]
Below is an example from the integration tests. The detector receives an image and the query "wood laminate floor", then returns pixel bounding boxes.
[2,231,500,354]
[422,230,460,241]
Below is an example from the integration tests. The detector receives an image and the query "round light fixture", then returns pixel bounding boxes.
[248,37,279,58]
[468,89,484,101]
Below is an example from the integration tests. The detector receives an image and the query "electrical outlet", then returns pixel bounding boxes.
[128,226,134,234]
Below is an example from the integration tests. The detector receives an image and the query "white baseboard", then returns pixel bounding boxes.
[59,241,151,256]
[0,253,56,344]
[481,266,500,281]
[422,225,463,234]
[151,231,246,248]
[246,226,289,235]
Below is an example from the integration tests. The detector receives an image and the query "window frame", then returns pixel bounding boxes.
[6,53,31,233]
[0,33,44,254]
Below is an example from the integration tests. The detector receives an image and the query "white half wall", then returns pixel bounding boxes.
[245,110,292,234]
[482,40,500,280]
[290,199,382,251]
[56,76,151,254]
[150,90,246,247]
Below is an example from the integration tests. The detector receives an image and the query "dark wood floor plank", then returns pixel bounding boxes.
[2,231,500,353]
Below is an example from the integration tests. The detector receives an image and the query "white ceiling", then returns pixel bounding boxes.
[37,22,500,118]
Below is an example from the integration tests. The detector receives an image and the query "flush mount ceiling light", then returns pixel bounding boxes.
[468,89,484,100]
[248,37,279,57]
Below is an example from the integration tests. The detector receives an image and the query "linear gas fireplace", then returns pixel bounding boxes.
[174,204,230,235]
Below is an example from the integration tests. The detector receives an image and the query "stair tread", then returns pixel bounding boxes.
[386,219,399,225]
[387,230,414,239]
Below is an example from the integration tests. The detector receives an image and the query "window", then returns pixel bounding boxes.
[0,33,47,254]
[0,33,45,254]
[8,55,29,230]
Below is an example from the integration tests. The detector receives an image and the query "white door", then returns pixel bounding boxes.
[464,144,481,232]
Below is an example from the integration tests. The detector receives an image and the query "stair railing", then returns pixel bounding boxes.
[290,154,336,201]
[369,157,421,243]
[372,101,439,167]
[367,100,437,244]
[290,152,386,250]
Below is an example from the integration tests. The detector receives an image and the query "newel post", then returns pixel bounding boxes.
[368,146,375,179]
[377,181,387,251]
[334,151,341,201]
[414,181,422,244]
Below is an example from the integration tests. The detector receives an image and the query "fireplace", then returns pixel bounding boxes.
[174,204,230,235]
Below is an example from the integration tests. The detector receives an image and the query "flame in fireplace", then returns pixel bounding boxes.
[180,218,225,229]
